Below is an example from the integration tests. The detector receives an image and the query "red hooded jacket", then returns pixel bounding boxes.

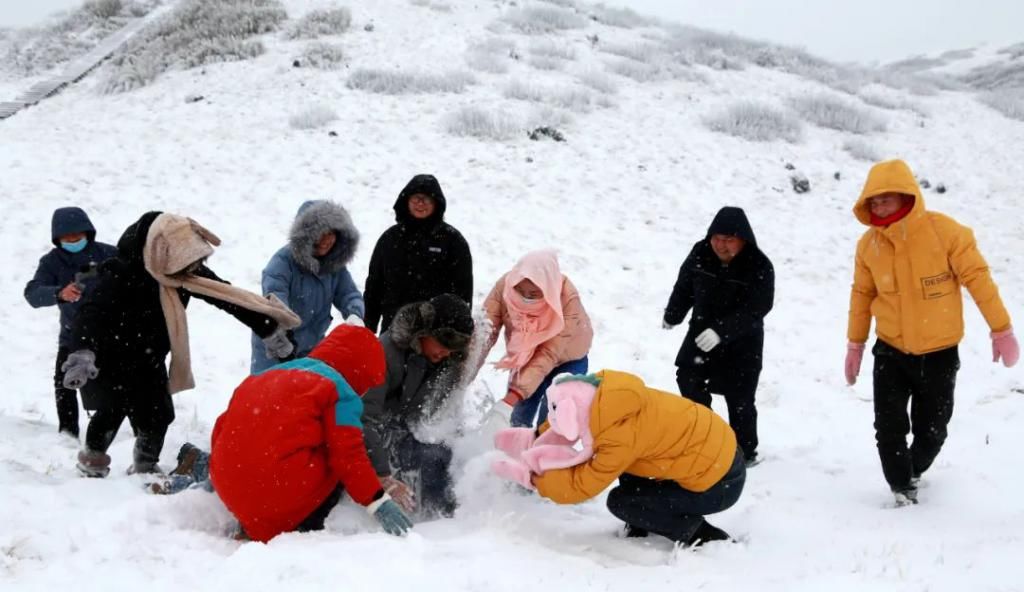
[209,325,386,542]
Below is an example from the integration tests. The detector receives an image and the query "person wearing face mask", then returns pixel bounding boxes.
[250,200,366,373]
[845,159,1018,507]
[24,207,118,441]
[663,207,775,469]
[361,294,475,519]
[363,174,473,335]
[479,250,594,428]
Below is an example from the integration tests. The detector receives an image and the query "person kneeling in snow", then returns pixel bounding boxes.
[205,325,413,542]
[362,294,475,519]
[492,371,745,547]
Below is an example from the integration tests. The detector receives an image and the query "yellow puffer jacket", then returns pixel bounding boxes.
[848,159,1011,354]
[533,370,737,505]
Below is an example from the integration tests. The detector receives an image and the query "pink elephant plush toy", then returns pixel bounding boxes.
[491,376,599,489]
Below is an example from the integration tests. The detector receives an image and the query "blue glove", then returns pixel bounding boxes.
[367,494,413,536]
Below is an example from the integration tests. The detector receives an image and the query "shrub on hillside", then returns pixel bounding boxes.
[843,138,882,162]
[528,56,564,71]
[789,94,887,134]
[960,61,1024,91]
[285,6,351,40]
[289,104,339,129]
[101,0,287,93]
[577,70,618,94]
[85,0,124,19]
[704,102,803,143]
[535,0,576,7]
[600,42,663,63]
[464,38,517,74]
[297,41,344,69]
[499,6,587,35]
[347,68,475,94]
[857,89,928,117]
[503,79,595,112]
[444,106,521,140]
[529,39,576,61]
[979,89,1024,122]
[588,5,657,29]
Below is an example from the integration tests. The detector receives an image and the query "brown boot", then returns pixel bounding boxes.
[76,449,111,478]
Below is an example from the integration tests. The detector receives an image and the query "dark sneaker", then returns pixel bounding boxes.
[744,452,761,468]
[623,524,649,538]
[76,449,111,478]
[893,487,919,507]
[686,520,731,547]
[171,443,202,477]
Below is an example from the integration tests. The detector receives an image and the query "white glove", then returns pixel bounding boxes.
[491,401,513,426]
[695,328,721,352]
[662,320,674,330]
[344,315,365,327]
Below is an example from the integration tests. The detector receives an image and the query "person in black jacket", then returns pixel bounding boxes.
[63,211,299,478]
[663,207,775,467]
[364,174,473,334]
[24,207,118,439]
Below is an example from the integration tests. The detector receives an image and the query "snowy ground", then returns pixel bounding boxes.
[1,1,1022,590]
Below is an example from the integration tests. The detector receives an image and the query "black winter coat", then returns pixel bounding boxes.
[70,212,280,409]
[664,207,775,371]
[364,175,473,334]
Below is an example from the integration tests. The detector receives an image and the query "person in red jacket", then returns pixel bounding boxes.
[207,324,413,542]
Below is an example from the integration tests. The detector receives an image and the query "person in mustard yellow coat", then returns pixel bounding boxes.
[844,159,1019,506]
[492,371,745,546]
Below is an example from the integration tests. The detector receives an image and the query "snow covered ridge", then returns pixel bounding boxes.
[2,1,1024,590]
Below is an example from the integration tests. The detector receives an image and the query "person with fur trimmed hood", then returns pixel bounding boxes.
[362,294,475,519]
[250,200,365,373]
[24,207,118,440]
[845,159,1018,506]
[663,206,774,468]
[64,212,301,478]
[363,174,473,334]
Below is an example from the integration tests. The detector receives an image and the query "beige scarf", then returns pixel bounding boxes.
[143,213,301,394]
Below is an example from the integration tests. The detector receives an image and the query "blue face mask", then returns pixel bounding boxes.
[61,238,88,253]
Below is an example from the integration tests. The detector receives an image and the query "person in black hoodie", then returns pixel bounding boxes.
[363,174,473,334]
[64,211,300,478]
[663,207,775,467]
[24,207,118,439]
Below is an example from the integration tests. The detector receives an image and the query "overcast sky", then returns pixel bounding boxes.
[3,1,1022,64]
[603,0,1024,63]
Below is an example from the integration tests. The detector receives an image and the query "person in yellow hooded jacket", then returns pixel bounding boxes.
[491,370,745,546]
[845,159,1019,506]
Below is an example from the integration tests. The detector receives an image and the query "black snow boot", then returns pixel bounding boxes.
[686,520,731,547]
[623,524,649,538]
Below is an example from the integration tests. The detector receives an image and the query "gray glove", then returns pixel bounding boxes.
[367,494,414,536]
[62,350,98,389]
[262,327,295,360]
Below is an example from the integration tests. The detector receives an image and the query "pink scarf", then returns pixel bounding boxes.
[496,250,565,371]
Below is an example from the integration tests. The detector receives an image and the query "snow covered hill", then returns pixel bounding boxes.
[1,1,1022,590]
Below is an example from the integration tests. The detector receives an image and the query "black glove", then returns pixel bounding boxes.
[62,350,98,389]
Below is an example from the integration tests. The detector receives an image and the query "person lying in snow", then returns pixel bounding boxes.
[152,325,413,542]
[64,212,301,478]
[250,200,366,373]
[24,206,118,441]
[477,250,593,428]
[361,294,475,519]
[492,371,745,547]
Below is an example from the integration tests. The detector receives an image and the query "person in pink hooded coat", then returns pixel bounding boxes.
[480,250,594,427]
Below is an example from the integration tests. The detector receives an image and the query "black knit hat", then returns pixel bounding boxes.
[424,294,474,351]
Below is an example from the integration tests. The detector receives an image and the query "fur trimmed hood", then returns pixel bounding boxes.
[388,293,474,354]
[289,200,359,275]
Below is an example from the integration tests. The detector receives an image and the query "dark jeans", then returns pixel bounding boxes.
[676,365,761,459]
[295,486,344,532]
[607,448,746,543]
[392,432,455,518]
[54,347,80,437]
[83,384,174,469]
[872,340,959,491]
[511,356,589,428]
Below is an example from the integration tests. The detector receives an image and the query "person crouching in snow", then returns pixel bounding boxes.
[209,325,413,541]
[844,159,1019,506]
[478,250,593,428]
[362,294,475,519]
[63,212,301,478]
[250,200,366,373]
[492,371,745,547]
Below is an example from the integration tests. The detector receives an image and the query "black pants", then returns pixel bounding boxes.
[676,366,761,459]
[83,383,174,468]
[54,347,80,437]
[607,448,746,543]
[391,432,456,519]
[295,486,344,532]
[872,341,959,491]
